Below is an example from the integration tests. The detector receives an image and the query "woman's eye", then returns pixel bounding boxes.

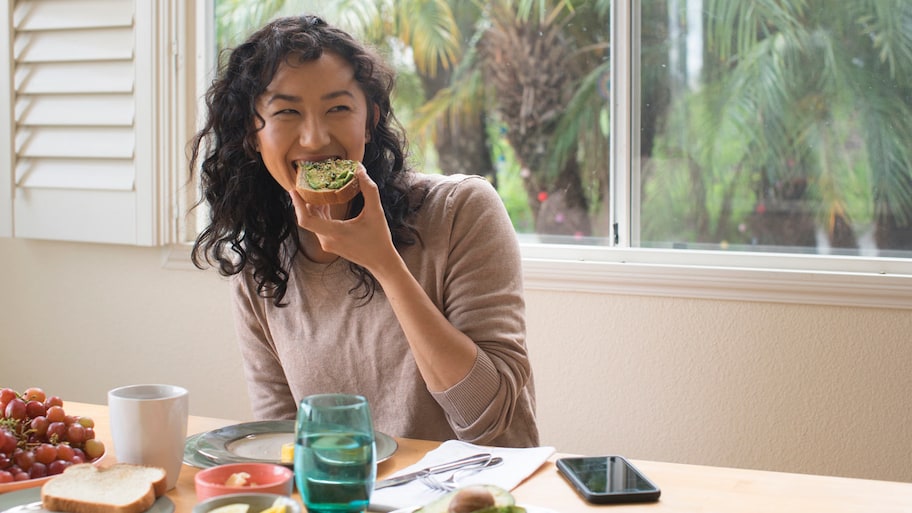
[328,105,351,113]
[274,109,298,116]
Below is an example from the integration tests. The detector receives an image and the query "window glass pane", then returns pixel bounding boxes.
[211,0,613,245]
[637,0,912,258]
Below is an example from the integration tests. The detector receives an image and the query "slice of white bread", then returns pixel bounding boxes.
[41,463,167,513]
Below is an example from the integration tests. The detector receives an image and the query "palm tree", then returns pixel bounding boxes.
[699,0,912,251]
[468,0,613,238]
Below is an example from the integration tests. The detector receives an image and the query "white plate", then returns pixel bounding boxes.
[187,420,397,468]
[386,503,560,513]
[0,487,174,513]
[521,505,561,513]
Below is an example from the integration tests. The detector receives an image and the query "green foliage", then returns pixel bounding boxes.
[489,121,535,232]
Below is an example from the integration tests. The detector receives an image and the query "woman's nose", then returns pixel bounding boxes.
[298,117,330,149]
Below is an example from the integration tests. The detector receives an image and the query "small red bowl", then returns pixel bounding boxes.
[194,463,293,501]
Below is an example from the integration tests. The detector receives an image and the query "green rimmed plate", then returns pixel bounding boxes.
[184,420,397,468]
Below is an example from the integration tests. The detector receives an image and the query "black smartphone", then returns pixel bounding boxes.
[556,455,661,504]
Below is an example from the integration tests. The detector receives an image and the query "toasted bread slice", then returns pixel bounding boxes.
[295,159,361,205]
[41,463,167,513]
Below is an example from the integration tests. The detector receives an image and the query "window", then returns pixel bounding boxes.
[4,1,906,308]
[0,0,195,245]
[208,0,912,308]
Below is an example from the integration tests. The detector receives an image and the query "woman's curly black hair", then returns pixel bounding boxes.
[189,14,422,306]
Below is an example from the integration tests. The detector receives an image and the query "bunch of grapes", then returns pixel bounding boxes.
[0,387,105,484]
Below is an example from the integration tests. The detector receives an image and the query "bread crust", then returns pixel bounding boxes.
[295,160,361,205]
[41,463,166,513]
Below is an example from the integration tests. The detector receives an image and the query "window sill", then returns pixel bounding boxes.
[164,243,912,310]
[521,244,912,310]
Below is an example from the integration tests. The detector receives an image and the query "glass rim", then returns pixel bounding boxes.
[299,393,368,408]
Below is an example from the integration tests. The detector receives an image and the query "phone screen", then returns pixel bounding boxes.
[557,456,660,503]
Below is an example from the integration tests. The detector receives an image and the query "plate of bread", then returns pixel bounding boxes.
[0,463,173,513]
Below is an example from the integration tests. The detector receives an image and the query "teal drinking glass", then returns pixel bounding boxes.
[294,394,376,513]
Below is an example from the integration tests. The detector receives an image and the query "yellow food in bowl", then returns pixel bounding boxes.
[280,443,294,464]
[224,472,257,487]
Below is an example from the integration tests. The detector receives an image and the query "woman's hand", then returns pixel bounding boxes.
[289,165,398,274]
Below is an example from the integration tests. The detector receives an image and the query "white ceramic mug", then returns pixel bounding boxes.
[108,384,189,490]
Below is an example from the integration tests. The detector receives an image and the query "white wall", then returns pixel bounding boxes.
[1,237,910,483]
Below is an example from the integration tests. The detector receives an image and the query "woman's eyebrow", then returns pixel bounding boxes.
[321,90,356,101]
[264,90,355,104]
[265,93,300,105]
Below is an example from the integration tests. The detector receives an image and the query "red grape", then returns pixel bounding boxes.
[0,389,16,405]
[22,388,46,403]
[46,406,65,424]
[55,444,74,462]
[4,399,26,421]
[0,470,12,483]
[28,462,47,479]
[0,431,16,454]
[44,396,63,409]
[66,423,86,444]
[46,422,66,442]
[13,470,29,481]
[33,443,57,465]
[47,459,69,475]
[13,449,35,471]
[25,400,47,419]
[30,416,49,437]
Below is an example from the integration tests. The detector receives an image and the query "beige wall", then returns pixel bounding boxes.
[1,238,910,483]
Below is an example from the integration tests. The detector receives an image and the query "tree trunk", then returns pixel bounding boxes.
[478,5,592,237]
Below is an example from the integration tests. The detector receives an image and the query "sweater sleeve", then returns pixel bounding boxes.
[230,272,298,421]
[428,176,533,445]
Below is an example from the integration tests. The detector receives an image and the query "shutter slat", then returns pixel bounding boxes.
[15,61,134,94]
[15,158,134,191]
[15,28,134,63]
[16,94,134,126]
[16,127,134,159]
[14,0,133,31]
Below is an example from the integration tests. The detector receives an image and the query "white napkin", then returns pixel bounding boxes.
[370,440,555,512]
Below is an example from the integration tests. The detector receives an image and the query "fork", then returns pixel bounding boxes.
[418,456,504,492]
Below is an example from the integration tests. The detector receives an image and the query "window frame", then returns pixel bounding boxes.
[165,0,912,310]
[518,0,912,309]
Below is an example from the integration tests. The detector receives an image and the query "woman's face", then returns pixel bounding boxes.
[254,51,373,194]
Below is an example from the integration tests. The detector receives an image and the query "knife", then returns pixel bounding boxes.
[374,452,493,490]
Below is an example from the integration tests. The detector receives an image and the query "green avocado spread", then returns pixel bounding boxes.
[300,160,357,190]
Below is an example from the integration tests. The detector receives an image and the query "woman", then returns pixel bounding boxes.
[190,14,538,447]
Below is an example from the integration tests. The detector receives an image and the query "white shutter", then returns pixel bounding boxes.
[1,0,194,245]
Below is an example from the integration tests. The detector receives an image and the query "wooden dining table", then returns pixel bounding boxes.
[54,402,912,513]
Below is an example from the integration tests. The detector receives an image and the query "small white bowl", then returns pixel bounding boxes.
[193,493,301,513]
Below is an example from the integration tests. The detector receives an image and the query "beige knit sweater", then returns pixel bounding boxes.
[230,173,539,447]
